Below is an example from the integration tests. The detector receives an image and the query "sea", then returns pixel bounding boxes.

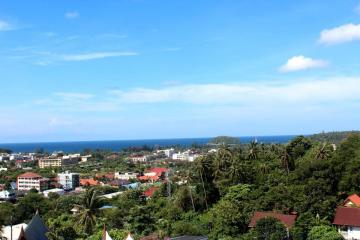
[0,135,296,153]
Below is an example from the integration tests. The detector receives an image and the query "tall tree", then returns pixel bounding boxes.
[74,188,103,235]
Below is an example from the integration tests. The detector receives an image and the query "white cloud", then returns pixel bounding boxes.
[279,55,328,72]
[62,51,139,61]
[65,11,79,19]
[54,92,94,101]
[110,77,360,105]
[319,23,360,45]
[0,20,13,31]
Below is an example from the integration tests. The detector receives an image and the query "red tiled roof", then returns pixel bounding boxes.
[344,194,360,207]
[333,207,360,227]
[144,187,159,198]
[17,172,42,179]
[80,178,99,186]
[249,211,297,228]
[148,168,168,175]
[138,175,159,181]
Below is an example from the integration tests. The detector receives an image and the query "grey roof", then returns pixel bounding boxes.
[24,212,49,240]
[170,236,208,240]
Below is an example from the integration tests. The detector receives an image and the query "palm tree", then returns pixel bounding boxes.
[194,156,209,210]
[247,140,259,160]
[185,170,196,211]
[213,145,233,179]
[316,143,331,160]
[74,188,103,235]
[280,147,291,174]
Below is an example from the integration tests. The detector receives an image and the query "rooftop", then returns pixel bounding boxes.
[248,211,297,228]
[333,207,360,227]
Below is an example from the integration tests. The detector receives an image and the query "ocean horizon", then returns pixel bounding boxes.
[0,135,297,153]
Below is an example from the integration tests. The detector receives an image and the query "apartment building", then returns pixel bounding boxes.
[57,171,80,190]
[17,172,49,192]
[38,156,79,168]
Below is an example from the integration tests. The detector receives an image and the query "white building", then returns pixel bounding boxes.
[0,167,7,172]
[0,190,15,200]
[129,155,149,163]
[114,172,138,180]
[172,151,200,162]
[17,172,49,192]
[81,154,92,162]
[43,188,65,198]
[57,171,80,190]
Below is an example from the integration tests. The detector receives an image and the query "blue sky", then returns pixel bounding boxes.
[1,0,360,142]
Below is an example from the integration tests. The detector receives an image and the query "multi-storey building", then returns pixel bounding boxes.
[38,156,79,168]
[57,171,80,190]
[17,172,49,192]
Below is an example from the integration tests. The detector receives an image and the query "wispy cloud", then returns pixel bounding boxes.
[279,55,328,72]
[319,23,360,45]
[54,92,94,101]
[65,11,79,19]
[110,77,360,105]
[62,51,139,61]
[0,20,14,31]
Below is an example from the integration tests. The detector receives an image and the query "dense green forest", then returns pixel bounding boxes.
[308,130,360,143]
[2,133,360,239]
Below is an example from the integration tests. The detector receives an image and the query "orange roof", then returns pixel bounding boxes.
[80,178,99,186]
[144,187,159,198]
[344,194,360,207]
[138,175,159,181]
[147,168,168,175]
[17,172,42,179]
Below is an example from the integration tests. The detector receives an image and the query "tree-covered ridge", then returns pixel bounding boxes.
[1,134,360,239]
[309,130,360,144]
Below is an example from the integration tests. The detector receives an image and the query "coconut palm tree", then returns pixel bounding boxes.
[247,140,259,160]
[74,188,103,235]
[194,156,210,210]
[185,170,196,211]
[280,147,291,174]
[316,142,331,160]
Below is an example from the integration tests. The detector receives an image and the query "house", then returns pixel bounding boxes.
[249,211,297,237]
[138,167,169,182]
[81,154,92,162]
[344,194,360,207]
[80,178,100,186]
[172,151,200,162]
[0,167,7,171]
[57,171,80,190]
[0,189,16,200]
[114,172,138,180]
[42,188,65,198]
[333,207,360,239]
[17,172,49,192]
[129,154,149,163]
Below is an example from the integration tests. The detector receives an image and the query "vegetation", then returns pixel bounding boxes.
[2,133,360,239]
[309,130,360,144]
